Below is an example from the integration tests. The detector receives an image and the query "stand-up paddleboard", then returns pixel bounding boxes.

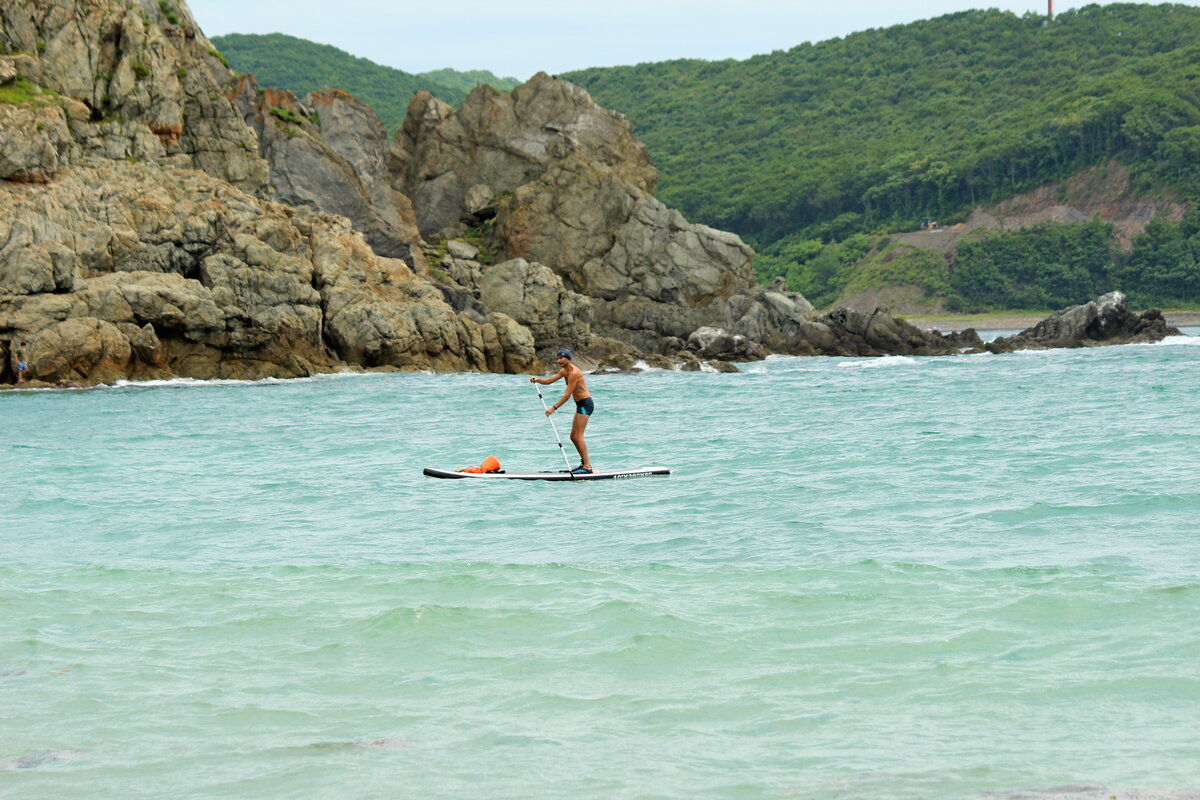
[423,467,670,481]
[428,379,670,481]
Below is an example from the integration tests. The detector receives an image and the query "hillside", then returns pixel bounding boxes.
[561,3,1200,309]
[564,5,1200,243]
[211,33,519,129]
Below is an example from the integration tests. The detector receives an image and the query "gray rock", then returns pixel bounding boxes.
[0,101,74,182]
[446,240,480,260]
[985,292,1180,352]
[306,87,423,261]
[686,326,767,360]
[464,184,495,216]
[477,258,590,341]
[796,307,983,356]
[27,317,132,383]
[1,1,268,192]
[394,74,657,239]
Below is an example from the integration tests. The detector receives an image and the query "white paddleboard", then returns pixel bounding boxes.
[423,466,671,481]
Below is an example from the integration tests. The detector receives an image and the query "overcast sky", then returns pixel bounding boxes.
[188,0,1200,79]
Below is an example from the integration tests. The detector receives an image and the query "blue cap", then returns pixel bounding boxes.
[556,348,573,360]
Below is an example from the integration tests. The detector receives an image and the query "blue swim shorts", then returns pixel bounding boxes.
[575,397,595,416]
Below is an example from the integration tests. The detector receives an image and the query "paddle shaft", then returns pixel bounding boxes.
[533,382,574,471]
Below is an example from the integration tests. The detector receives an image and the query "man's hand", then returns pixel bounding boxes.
[529,376,538,383]
[545,407,555,416]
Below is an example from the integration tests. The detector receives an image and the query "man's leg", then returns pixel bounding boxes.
[570,413,591,470]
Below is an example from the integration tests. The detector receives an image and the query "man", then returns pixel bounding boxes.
[15,341,28,384]
[529,348,594,474]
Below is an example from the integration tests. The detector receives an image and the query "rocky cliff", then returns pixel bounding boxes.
[0,0,537,386]
[0,0,264,190]
[0,0,821,387]
[388,75,817,362]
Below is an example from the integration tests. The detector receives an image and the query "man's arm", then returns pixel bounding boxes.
[530,368,566,386]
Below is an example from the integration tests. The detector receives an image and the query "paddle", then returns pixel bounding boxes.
[532,382,574,472]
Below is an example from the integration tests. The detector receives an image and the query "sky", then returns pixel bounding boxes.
[187,0,1200,80]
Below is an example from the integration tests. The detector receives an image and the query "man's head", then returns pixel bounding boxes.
[555,348,572,365]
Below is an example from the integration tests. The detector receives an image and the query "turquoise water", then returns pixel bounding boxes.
[3,333,1199,800]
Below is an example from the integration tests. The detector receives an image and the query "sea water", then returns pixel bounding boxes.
[2,332,1199,800]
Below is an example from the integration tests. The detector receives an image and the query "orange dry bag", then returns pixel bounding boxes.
[461,455,502,474]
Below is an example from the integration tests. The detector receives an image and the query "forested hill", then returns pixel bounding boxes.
[563,4,1200,248]
[211,33,520,129]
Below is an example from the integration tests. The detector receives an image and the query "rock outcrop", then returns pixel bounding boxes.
[795,308,983,356]
[777,292,1178,358]
[0,161,534,383]
[232,76,426,268]
[219,64,804,371]
[0,0,267,191]
[392,77,657,240]
[984,292,1180,353]
[391,73,817,361]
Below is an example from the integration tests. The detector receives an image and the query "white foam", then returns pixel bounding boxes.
[1145,334,1200,347]
[836,355,919,369]
[108,370,375,390]
[624,359,679,374]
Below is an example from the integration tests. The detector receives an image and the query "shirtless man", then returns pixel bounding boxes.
[529,348,594,474]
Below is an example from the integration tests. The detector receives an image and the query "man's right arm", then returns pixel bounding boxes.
[530,369,565,385]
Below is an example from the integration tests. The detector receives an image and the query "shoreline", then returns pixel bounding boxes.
[903,311,1200,331]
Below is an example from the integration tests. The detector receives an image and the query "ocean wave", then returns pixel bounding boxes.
[1143,334,1200,347]
[836,355,919,368]
[110,371,378,389]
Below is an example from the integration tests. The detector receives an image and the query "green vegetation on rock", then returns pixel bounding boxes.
[0,79,44,104]
[207,46,230,70]
[268,106,304,125]
[158,0,180,25]
[211,33,517,130]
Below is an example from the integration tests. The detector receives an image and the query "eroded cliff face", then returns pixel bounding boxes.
[231,76,427,268]
[0,0,266,190]
[0,161,535,384]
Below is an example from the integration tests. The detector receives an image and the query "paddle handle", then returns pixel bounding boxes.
[533,381,574,472]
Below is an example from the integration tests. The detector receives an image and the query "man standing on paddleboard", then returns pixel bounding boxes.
[530,348,594,474]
